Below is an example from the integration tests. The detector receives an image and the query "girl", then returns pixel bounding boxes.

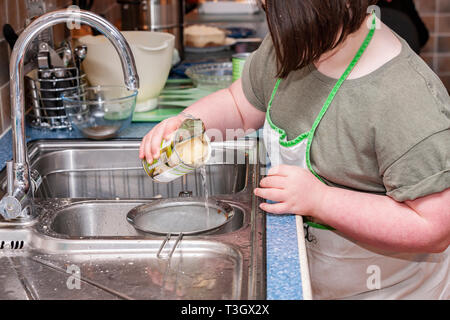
[140,0,449,299]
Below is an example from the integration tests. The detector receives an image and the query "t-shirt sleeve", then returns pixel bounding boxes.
[241,35,277,112]
[372,58,450,202]
[383,129,450,202]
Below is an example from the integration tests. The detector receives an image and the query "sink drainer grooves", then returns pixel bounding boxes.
[0,240,25,250]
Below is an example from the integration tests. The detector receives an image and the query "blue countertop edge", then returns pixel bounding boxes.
[0,123,304,300]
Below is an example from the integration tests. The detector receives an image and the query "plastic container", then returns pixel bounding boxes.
[78,31,175,112]
[232,52,251,81]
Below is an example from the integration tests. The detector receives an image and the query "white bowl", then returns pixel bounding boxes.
[78,31,175,112]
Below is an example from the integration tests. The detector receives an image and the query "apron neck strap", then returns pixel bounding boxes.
[304,13,377,231]
[265,13,377,231]
[306,12,377,180]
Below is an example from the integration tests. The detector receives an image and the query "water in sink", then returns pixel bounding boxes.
[199,166,210,228]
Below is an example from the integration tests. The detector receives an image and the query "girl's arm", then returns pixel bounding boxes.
[139,79,265,162]
[256,165,450,253]
[184,79,265,135]
[316,181,450,253]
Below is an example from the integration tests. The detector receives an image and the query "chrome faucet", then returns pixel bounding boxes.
[0,9,140,221]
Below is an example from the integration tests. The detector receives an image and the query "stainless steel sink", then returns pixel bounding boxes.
[48,200,245,237]
[0,139,266,300]
[28,141,249,199]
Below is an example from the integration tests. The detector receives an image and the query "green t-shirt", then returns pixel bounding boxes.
[242,35,450,202]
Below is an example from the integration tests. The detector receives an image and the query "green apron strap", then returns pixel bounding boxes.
[304,13,376,230]
[266,78,283,132]
[265,13,377,231]
[306,13,377,181]
[306,13,377,230]
[268,78,282,109]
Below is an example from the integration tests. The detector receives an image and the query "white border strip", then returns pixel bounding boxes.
[296,215,313,300]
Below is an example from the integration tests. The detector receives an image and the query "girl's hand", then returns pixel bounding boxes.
[254,165,327,217]
[139,114,185,163]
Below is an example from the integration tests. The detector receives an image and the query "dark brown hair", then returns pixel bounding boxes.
[261,0,379,78]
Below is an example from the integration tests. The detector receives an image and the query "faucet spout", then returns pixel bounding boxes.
[1,9,139,221]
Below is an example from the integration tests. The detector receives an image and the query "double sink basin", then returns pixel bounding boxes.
[0,139,265,300]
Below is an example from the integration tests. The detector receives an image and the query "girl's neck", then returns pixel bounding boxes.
[317,15,371,65]
[314,15,402,80]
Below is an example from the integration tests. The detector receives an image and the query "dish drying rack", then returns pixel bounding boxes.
[26,42,88,130]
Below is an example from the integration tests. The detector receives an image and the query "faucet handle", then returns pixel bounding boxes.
[0,196,22,220]
[0,161,39,220]
[1,161,22,220]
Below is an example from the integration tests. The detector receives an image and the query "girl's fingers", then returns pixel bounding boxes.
[268,165,291,177]
[140,131,152,159]
[139,134,147,159]
[140,116,183,162]
[163,117,182,141]
[144,132,154,163]
[259,202,289,214]
[150,121,168,159]
[254,188,286,202]
[259,176,285,189]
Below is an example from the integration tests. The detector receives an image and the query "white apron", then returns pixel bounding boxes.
[263,15,449,300]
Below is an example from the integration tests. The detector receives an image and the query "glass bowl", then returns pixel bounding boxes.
[62,86,138,140]
[185,62,233,90]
